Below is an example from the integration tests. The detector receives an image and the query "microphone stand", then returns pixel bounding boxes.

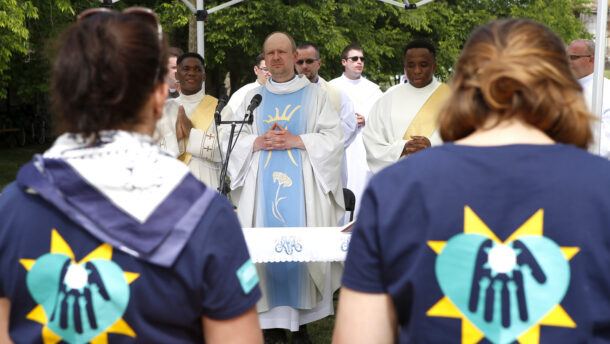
[217,112,254,197]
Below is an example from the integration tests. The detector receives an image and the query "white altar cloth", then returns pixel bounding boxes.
[242,227,352,263]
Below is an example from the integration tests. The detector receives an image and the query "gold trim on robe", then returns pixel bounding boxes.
[402,83,451,140]
[179,95,218,165]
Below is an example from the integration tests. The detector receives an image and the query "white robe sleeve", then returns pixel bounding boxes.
[185,119,228,164]
[300,87,345,195]
[227,84,248,114]
[339,90,358,148]
[155,100,185,156]
[226,94,259,189]
[363,96,406,174]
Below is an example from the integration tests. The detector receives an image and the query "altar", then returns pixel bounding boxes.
[242,226,352,263]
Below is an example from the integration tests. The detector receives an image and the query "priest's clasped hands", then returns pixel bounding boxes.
[401,135,431,157]
[253,122,305,152]
[175,105,193,141]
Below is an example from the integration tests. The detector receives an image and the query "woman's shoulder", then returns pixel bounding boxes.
[370,143,610,196]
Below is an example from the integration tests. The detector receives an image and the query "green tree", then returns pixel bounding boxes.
[1,0,592,111]
[0,0,38,100]
[406,0,591,81]
[154,0,590,94]
[155,0,431,95]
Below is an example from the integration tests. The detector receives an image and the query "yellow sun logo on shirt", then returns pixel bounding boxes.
[20,229,139,344]
[427,206,579,344]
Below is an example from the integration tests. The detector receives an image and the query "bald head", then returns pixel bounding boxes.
[263,32,298,82]
[263,32,297,53]
[567,39,595,80]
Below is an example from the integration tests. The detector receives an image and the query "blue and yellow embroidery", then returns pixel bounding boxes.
[256,88,307,230]
[263,104,301,168]
[20,229,139,344]
[427,206,579,344]
[271,172,292,224]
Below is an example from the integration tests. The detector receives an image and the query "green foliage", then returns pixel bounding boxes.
[155,0,590,91]
[1,0,98,112]
[0,0,38,99]
[0,0,594,102]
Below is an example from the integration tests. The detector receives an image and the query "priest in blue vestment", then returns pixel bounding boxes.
[226,31,345,339]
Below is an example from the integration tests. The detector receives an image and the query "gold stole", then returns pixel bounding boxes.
[320,80,341,114]
[179,95,218,165]
[402,83,451,140]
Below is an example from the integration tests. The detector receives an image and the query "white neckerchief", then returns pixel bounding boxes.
[43,130,190,223]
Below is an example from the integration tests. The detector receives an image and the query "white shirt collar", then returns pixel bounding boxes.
[341,73,363,84]
[404,77,440,93]
[579,73,594,87]
[266,74,310,94]
[178,88,205,103]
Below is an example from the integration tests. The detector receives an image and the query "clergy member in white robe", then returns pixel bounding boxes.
[578,74,610,157]
[329,45,382,218]
[364,77,449,173]
[227,32,344,333]
[567,39,610,158]
[295,42,358,188]
[364,40,450,173]
[227,53,270,114]
[318,77,357,189]
[155,53,226,191]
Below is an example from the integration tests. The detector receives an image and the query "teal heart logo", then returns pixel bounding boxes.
[436,234,570,344]
[26,253,130,343]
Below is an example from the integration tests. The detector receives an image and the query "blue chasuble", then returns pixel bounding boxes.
[255,85,312,309]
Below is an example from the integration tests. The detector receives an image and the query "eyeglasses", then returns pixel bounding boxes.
[345,56,365,62]
[569,55,592,60]
[296,58,319,65]
[78,7,164,81]
[257,66,269,72]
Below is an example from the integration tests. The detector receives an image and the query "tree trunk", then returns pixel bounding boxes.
[188,16,197,54]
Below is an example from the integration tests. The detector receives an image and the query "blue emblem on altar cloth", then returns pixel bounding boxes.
[255,85,312,309]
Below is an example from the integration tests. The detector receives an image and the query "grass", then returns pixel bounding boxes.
[301,304,335,344]
[0,143,50,191]
[0,140,337,343]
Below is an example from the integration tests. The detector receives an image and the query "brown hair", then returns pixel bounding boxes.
[52,11,168,140]
[341,44,363,60]
[439,19,592,148]
[255,53,265,67]
[168,46,184,58]
[297,42,320,59]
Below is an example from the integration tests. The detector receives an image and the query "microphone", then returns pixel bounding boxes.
[214,95,229,126]
[246,94,262,124]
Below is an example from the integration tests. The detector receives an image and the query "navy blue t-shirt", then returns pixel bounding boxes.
[343,143,610,343]
[0,181,261,343]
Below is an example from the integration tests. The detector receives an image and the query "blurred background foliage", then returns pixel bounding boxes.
[0,0,592,140]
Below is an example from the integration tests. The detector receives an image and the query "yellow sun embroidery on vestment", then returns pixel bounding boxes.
[426,207,578,344]
[20,229,140,344]
[263,104,301,168]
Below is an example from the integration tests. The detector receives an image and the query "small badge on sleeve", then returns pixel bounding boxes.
[236,258,258,294]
